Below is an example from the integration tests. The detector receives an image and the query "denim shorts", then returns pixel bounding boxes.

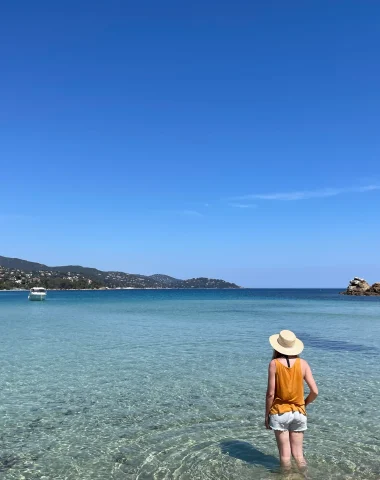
[269,411,307,432]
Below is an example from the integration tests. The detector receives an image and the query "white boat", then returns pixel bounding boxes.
[28,287,47,301]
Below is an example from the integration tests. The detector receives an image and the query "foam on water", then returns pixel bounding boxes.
[0,289,379,479]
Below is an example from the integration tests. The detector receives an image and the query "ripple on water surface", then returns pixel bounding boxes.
[0,289,379,479]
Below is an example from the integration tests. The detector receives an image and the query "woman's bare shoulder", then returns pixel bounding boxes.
[269,359,277,370]
[300,358,310,374]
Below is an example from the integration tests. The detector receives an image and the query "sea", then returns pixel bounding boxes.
[0,289,379,480]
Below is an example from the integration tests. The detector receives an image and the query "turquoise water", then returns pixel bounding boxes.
[0,289,379,480]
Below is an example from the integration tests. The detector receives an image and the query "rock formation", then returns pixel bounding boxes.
[341,277,380,296]
[369,283,380,295]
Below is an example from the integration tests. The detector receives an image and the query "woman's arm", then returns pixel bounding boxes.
[304,361,318,407]
[265,360,276,428]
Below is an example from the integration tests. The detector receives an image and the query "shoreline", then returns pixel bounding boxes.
[0,287,349,292]
[0,287,242,292]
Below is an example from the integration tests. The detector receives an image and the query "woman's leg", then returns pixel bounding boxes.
[289,431,307,469]
[274,430,291,470]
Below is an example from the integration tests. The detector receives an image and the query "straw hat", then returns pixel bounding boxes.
[269,330,304,356]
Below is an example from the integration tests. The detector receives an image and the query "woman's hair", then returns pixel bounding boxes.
[272,349,299,359]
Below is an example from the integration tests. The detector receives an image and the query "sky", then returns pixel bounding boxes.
[1,0,379,287]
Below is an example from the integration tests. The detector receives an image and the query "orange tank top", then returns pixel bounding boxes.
[269,358,306,415]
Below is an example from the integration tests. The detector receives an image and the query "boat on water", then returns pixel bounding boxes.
[28,287,47,301]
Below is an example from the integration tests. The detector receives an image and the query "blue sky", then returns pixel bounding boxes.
[1,1,379,287]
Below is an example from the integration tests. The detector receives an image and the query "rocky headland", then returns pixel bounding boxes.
[340,277,380,296]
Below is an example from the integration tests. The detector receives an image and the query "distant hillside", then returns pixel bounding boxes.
[149,274,181,286]
[0,256,47,271]
[0,257,104,277]
[0,256,240,290]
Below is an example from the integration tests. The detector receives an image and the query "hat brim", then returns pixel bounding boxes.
[269,334,304,356]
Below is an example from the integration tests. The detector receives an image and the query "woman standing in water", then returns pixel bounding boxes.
[265,330,318,472]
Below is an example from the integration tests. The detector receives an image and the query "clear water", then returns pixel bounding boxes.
[0,289,379,480]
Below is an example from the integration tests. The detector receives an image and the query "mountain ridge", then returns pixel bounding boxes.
[0,256,240,290]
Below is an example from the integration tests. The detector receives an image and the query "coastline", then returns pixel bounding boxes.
[0,287,242,292]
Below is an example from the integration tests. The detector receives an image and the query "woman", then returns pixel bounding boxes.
[265,330,318,472]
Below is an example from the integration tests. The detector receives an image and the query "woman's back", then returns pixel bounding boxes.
[269,357,306,415]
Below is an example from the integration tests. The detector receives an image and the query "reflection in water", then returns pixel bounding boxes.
[220,440,313,479]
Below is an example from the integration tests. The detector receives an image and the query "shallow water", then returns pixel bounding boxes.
[0,289,379,479]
